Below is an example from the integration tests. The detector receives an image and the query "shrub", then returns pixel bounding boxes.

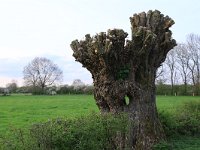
[158,111,178,137]
[0,113,128,150]
[0,128,37,150]
[158,101,200,137]
[176,101,200,135]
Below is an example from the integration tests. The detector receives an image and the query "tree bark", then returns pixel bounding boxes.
[71,10,176,149]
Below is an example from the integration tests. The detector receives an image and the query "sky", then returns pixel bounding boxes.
[0,0,200,87]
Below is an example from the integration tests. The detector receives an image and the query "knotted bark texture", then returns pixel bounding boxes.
[71,10,176,150]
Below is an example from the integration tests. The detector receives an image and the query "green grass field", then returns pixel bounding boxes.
[0,95,199,134]
[0,95,98,134]
[0,95,199,149]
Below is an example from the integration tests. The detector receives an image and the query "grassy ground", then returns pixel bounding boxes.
[0,95,199,149]
[0,95,199,133]
[0,95,98,133]
[157,95,200,110]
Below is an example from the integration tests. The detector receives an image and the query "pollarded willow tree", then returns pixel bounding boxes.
[71,10,176,149]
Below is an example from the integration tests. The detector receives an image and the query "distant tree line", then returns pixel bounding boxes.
[156,33,200,96]
[0,79,94,95]
[57,80,94,95]
[0,78,198,96]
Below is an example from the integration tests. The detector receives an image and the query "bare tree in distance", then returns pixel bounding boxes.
[72,79,85,87]
[6,80,18,93]
[158,35,200,96]
[156,65,168,86]
[175,44,191,95]
[156,65,165,80]
[72,79,85,90]
[165,49,178,95]
[23,57,63,94]
[156,65,164,79]
[187,34,200,95]
[71,10,176,149]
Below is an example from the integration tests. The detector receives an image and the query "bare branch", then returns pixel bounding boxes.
[23,57,63,93]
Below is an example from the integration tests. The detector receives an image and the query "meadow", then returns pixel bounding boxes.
[0,95,199,149]
[0,95,98,133]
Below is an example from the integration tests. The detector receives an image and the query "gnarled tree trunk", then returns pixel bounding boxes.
[70,10,176,149]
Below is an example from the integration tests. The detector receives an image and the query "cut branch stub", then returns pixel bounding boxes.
[71,10,176,83]
[71,29,129,77]
[130,10,176,68]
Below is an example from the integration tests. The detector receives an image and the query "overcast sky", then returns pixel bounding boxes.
[0,0,200,87]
